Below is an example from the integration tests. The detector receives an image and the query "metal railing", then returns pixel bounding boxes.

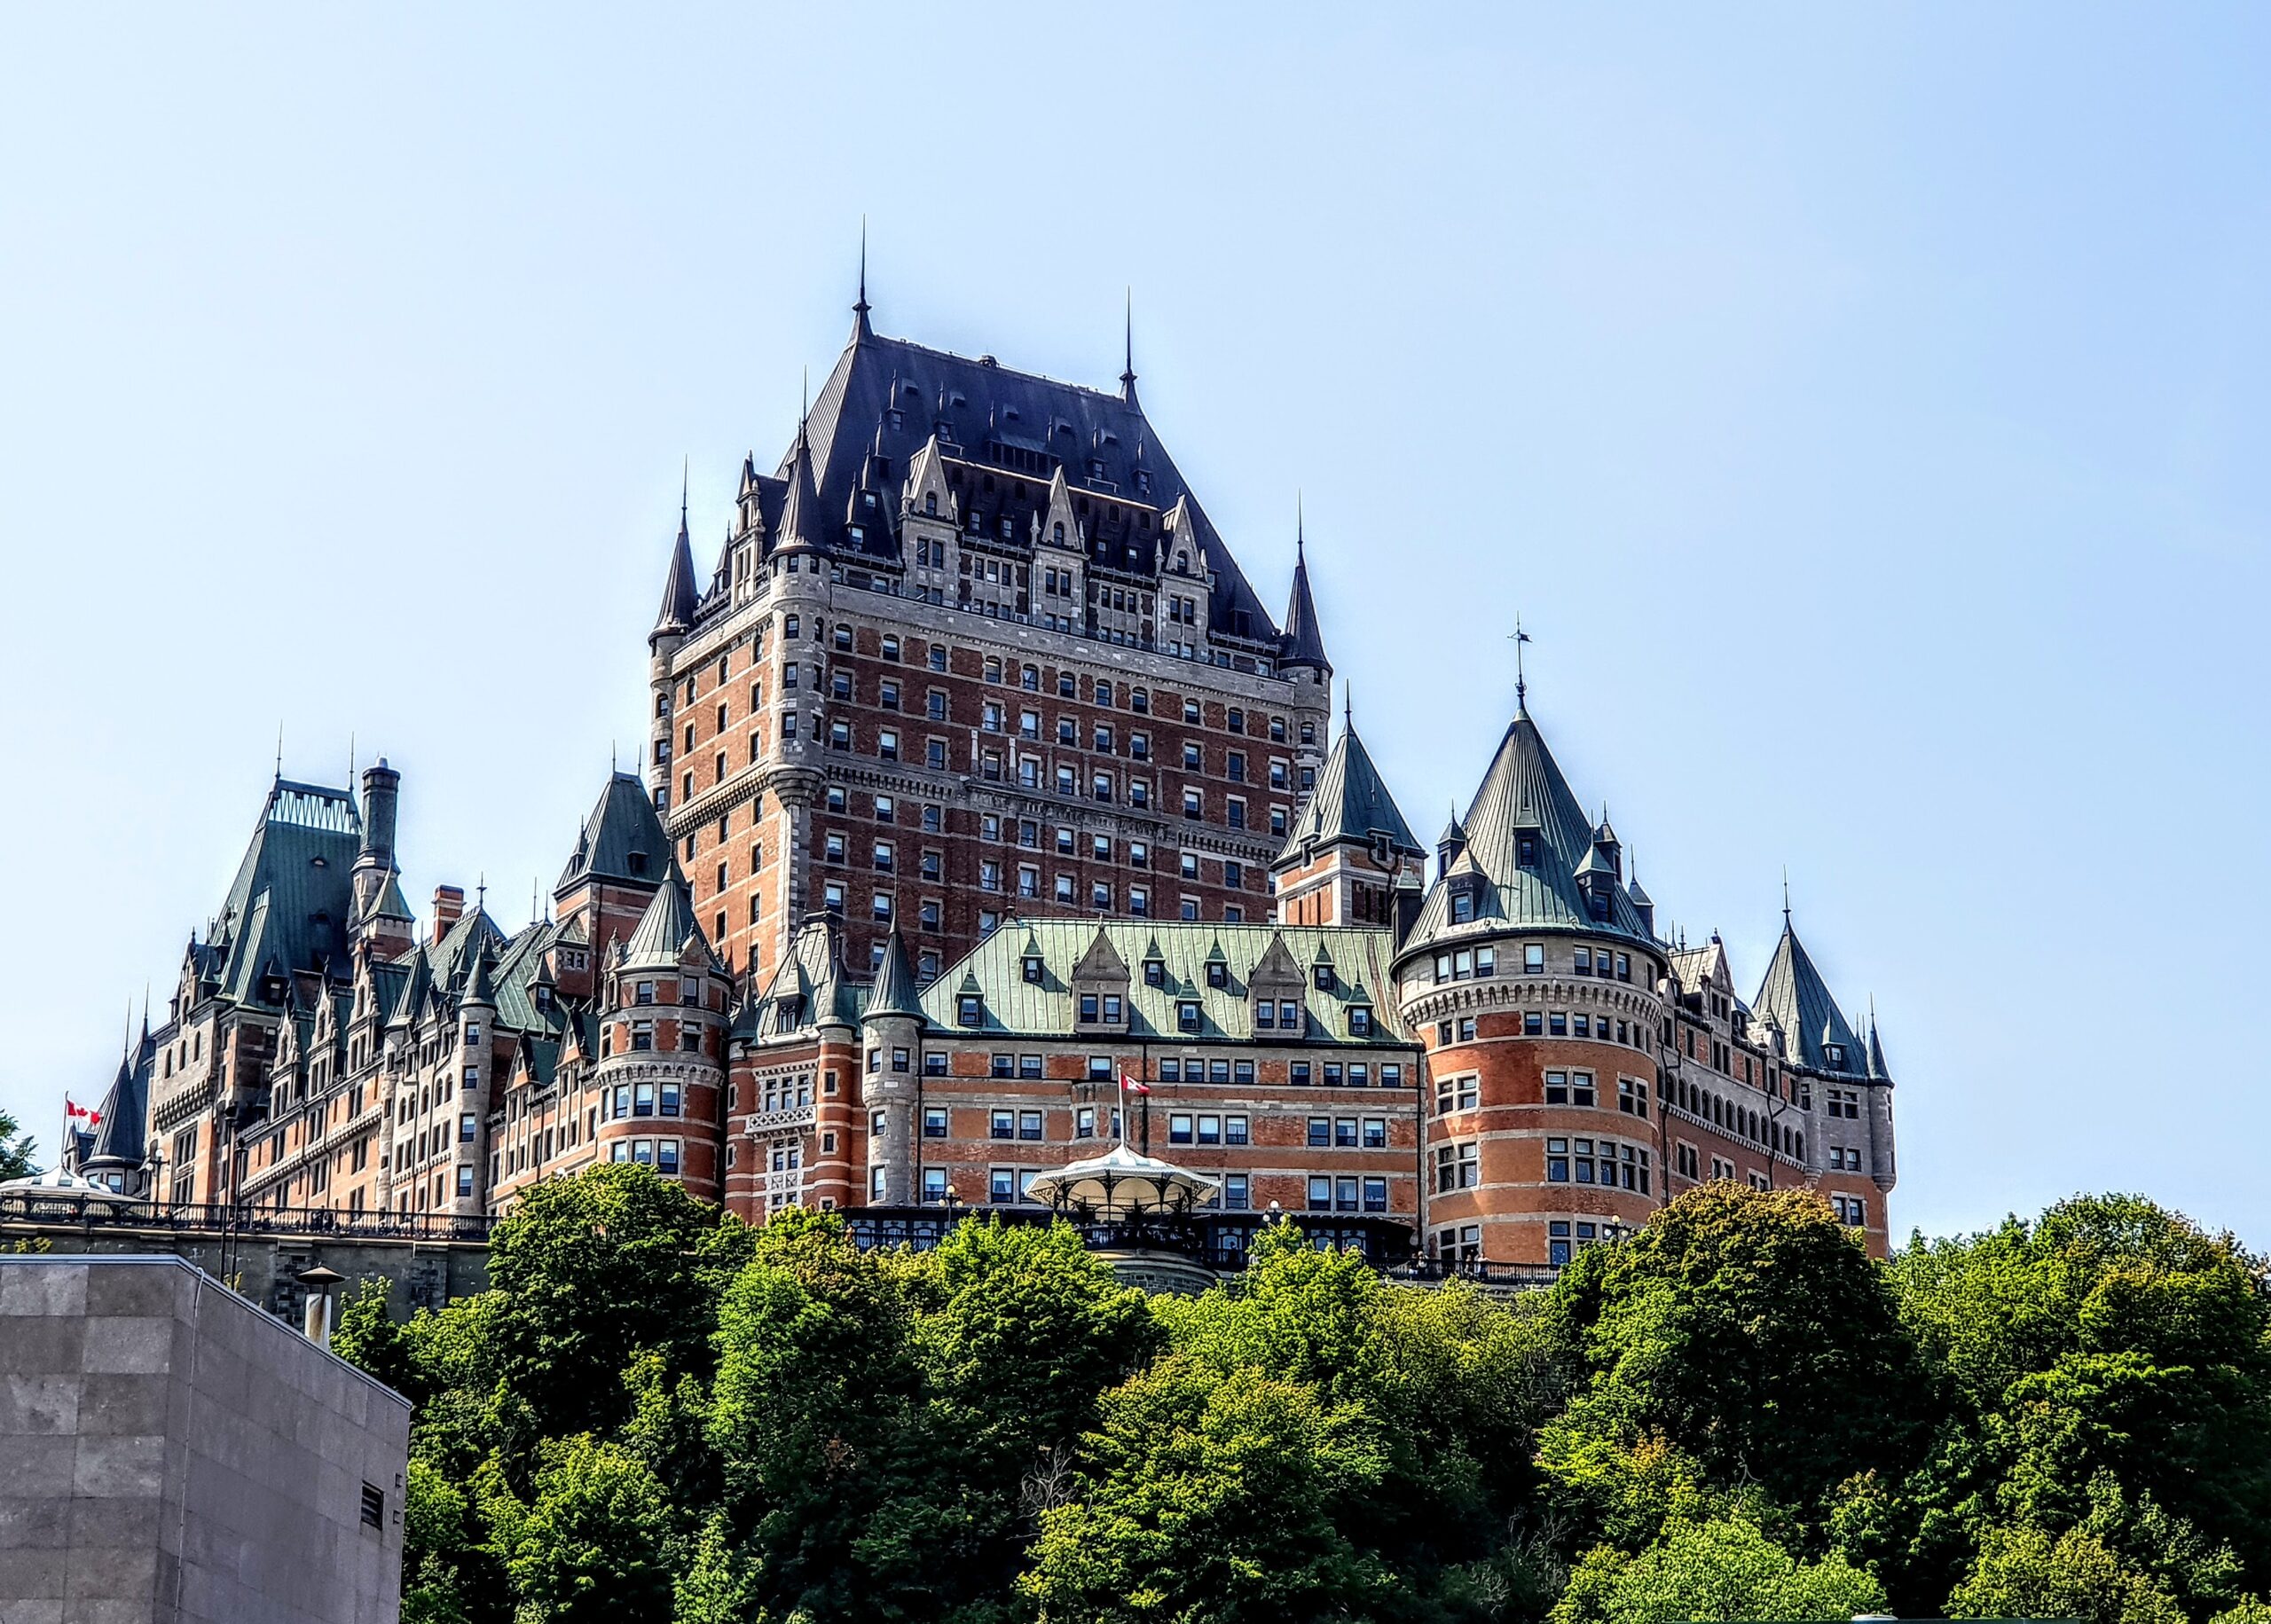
[838,1205,1415,1272]
[0,1193,494,1244]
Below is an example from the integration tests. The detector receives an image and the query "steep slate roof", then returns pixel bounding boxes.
[650,506,700,639]
[1752,922,1867,1077]
[619,869,714,972]
[203,781,364,1008]
[81,1028,152,1170]
[863,927,924,1021]
[738,915,864,1039]
[555,773,669,896]
[916,921,1411,1046]
[1402,707,1651,955]
[1277,718,1422,866]
[713,315,1284,650]
[1279,537,1330,671]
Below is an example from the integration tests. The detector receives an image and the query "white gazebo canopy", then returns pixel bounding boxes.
[0,1167,128,1205]
[1025,1142,1220,1217]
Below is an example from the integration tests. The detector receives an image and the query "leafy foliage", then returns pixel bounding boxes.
[0,1106,36,1182]
[334,1170,2271,1623]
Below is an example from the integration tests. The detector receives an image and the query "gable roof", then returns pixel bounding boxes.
[1277,718,1421,866]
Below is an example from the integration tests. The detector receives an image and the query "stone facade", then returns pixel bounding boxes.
[54,299,1901,1275]
[0,1254,409,1624]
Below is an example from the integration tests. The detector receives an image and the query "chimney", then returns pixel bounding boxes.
[358,758,400,871]
[432,885,465,944]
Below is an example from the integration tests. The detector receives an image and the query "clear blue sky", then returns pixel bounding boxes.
[4,6,2265,1246]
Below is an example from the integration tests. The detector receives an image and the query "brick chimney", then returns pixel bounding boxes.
[432,885,465,945]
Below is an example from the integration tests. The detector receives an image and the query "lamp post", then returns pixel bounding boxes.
[295,1264,344,1348]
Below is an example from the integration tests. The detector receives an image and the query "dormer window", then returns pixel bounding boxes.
[1022,954,1044,985]
[1824,1042,1846,1068]
[1516,833,1540,869]
[1313,964,1336,992]
[957,994,983,1027]
[1177,1000,1202,1032]
[1143,960,1166,987]
[1450,890,1474,925]
[1206,961,1228,990]
[924,492,938,516]
[626,851,649,877]
[1052,522,1065,543]
[1348,1008,1372,1038]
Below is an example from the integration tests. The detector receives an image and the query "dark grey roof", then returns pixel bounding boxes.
[1753,921,1867,1077]
[1276,719,1421,866]
[1279,537,1330,671]
[709,321,1282,647]
[1401,705,1653,956]
[1866,1014,1890,1081]
[555,773,668,897]
[862,926,924,1022]
[651,510,699,639]
[200,780,364,1008]
[82,1030,150,1170]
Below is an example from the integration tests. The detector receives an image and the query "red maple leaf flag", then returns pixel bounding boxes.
[1119,1071,1151,1096]
[66,1097,102,1129]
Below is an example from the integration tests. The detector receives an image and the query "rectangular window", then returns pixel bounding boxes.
[923,1106,947,1138]
[1308,1175,1334,1212]
[1224,1114,1249,1145]
[1169,1113,1194,1145]
[1222,1173,1250,1211]
[990,1109,1014,1139]
[1018,1110,1043,1142]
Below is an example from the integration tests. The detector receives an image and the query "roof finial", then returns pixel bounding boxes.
[854,216,870,324]
[1120,287,1137,402]
[1511,616,1532,715]
[1296,490,1305,556]
[1342,678,1352,732]
[680,457,688,530]
[274,722,284,785]
[1782,867,1792,926]
[476,873,486,914]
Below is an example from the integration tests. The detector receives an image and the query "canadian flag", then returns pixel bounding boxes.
[1119,1072,1151,1096]
[66,1098,102,1129]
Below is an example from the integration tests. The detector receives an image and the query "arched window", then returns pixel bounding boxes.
[924,491,937,515]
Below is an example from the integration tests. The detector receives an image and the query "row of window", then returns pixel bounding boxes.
[1431,943,1637,983]
[1433,1010,1654,1051]
[1545,1137,1652,1193]
[606,1138,684,1173]
[601,1081,684,1120]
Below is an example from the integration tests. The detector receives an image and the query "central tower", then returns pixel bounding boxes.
[645,294,1335,993]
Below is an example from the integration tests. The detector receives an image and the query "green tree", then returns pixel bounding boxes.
[480,1165,735,1454]
[1945,1524,2182,1624]
[1551,1515,1883,1624]
[480,1436,680,1624]
[0,1106,35,1182]
[1890,1195,2271,1603]
[1536,1185,1929,1544]
[1019,1354,1396,1624]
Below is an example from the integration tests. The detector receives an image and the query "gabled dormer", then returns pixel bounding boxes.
[1248,933,1305,1037]
[1071,927,1130,1030]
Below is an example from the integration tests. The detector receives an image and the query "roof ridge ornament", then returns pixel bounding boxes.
[1510,616,1532,717]
[1120,287,1137,404]
[853,216,871,339]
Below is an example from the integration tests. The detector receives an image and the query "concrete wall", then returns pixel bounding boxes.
[4,1224,489,1323]
[0,1254,410,1624]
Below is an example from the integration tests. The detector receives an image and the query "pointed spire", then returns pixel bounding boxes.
[465,938,497,1007]
[1512,616,1533,718]
[650,479,700,642]
[852,216,872,340]
[1866,1000,1890,1081]
[776,395,824,553]
[1119,287,1137,404]
[1280,511,1330,672]
[864,925,923,1022]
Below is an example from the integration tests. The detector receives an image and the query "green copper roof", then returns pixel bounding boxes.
[1276,719,1421,866]
[619,868,711,971]
[1402,706,1651,959]
[915,921,1410,1046]
[1753,920,1867,1077]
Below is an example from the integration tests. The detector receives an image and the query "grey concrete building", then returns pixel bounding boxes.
[0,1253,408,1624]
